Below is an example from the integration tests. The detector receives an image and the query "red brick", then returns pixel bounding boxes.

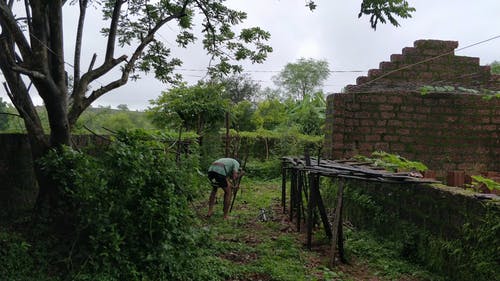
[359,143,373,152]
[481,117,491,124]
[402,47,418,56]
[400,105,415,112]
[380,112,396,119]
[368,69,383,78]
[482,125,497,131]
[388,120,403,127]
[397,129,411,135]
[361,119,375,126]
[379,105,394,111]
[356,76,370,85]
[415,106,431,114]
[379,61,396,70]
[354,112,371,119]
[387,96,404,104]
[374,143,390,151]
[358,127,371,134]
[372,128,387,134]
[390,143,405,151]
[400,136,414,143]
[384,135,399,142]
[398,112,413,120]
[365,135,381,142]
[404,121,417,128]
[371,95,387,103]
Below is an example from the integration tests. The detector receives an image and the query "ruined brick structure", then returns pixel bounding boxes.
[324,40,500,178]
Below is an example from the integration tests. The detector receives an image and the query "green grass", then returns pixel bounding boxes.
[201,178,443,281]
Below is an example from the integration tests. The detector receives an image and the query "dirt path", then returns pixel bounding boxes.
[201,181,426,281]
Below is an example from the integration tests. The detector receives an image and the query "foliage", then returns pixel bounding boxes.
[244,159,282,180]
[470,175,500,191]
[354,151,428,172]
[272,58,330,100]
[358,0,415,29]
[0,230,55,281]
[0,97,9,130]
[75,107,155,134]
[251,98,287,130]
[214,73,261,104]
[286,92,326,135]
[229,129,323,160]
[147,82,228,135]
[231,100,257,132]
[419,85,500,100]
[338,179,500,281]
[490,60,500,74]
[36,131,219,280]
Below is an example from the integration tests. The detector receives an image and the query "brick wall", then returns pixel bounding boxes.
[346,39,500,92]
[324,40,500,178]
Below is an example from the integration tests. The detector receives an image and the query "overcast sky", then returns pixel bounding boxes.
[1,0,499,110]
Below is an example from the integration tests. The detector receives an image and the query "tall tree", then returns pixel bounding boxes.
[0,0,271,212]
[147,82,228,144]
[273,58,330,100]
[216,73,261,104]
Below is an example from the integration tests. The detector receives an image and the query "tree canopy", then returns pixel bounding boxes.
[273,58,330,100]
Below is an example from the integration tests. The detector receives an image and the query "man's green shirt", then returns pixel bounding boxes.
[208,158,240,177]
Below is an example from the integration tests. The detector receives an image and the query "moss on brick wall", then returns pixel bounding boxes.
[340,179,500,281]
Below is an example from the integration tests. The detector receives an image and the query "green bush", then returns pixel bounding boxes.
[38,131,219,280]
[245,159,282,180]
[0,230,55,281]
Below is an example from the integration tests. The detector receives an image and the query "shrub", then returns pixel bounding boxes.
[245,159,282,180]
[38,131,218,280]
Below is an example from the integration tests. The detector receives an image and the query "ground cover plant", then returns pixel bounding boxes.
[199,177,443,281]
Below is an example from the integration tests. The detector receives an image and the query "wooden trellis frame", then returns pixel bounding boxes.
[281,156,438,268]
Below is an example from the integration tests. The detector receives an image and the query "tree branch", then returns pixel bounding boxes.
[74,0,89,85]
[105,0,124,62]
[47,0,66,90]
[24,0,33,36]
[11,65,46,79]
[68,3,188,126]
[0,2,32,60]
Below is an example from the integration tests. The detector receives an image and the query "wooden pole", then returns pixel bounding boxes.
[306,172,317,250]
[281,162,287,213]
[289,169,296,221]
[329,179,344,268]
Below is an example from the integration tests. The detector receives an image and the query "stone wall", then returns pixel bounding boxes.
[324,40,500,178]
